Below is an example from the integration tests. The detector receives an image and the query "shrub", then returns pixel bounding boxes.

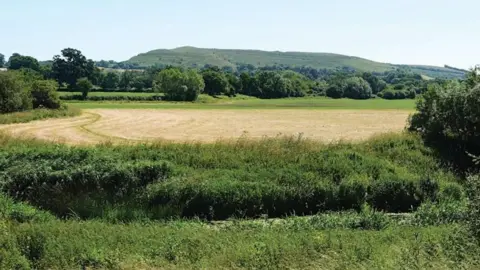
[326,84,344,99]
[0,72,31,113]
[155,68,204,101]
[76,77,93,100]
[30,80,61,109]
[343,77,372,99]
[409,81,480,171]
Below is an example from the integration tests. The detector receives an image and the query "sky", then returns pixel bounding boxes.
[1,0,479,68]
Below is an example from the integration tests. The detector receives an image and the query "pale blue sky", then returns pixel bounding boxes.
[1,0,478,68]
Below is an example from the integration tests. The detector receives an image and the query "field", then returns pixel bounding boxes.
[1,97,478,269]
[0,97,413,144]
[58,91,157,97]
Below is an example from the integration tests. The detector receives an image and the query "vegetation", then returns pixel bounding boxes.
[126,46,465,79]
[76,77,93,100]
[30,80,61,109]
[0,106,80,124]
[155,68,204,101]
[0,72,31,113]
[0,133,463,220]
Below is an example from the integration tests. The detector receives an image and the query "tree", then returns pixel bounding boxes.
[226,73,242,96]
[0,53,4,67]
[202,68,230,96]
[119,71,135,89]
[0,72,31,113]
[155,68,204,101]
[7,53,40,71]
[77,78,93,100]
[362,72,384,94]
[255,71,289,99]
[343,77,372,99]
[101,72,120,90]
[326,84,344,99]
[466,66,480,88]
[52,48,95,88]
[31,80,61,109]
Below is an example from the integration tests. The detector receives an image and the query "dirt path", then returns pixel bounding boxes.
[0,109,410,145]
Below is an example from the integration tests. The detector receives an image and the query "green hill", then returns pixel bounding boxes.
[126,46,465,79]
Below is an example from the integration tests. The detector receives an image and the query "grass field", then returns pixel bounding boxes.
[58,91,157,97]
[67,96,417,110]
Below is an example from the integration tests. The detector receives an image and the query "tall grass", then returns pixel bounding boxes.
[0,132,464,221]
[0,106,81,124]
[1,219,478,269]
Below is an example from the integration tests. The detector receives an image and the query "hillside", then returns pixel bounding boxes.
[126,46,465,79]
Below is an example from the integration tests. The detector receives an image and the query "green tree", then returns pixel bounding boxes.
[52,48,94,88]
[0,72,32,113]
[155,68,204,101]
[101,72,120,90]
[30,80,61,109]
[202,68,230,96]
[119,71,135,89]
[0,53,4,67]
[343,77,372,99]
[77,78,93,100]
[326,83,345,99]
[466,66,480,88]
[226,73,242,96]
[7,53,40,71]
[281,71,310,97]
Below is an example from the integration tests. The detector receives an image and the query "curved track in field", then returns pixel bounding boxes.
[0,109,410,145]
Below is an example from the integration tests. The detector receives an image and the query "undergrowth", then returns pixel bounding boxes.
[0,105,81,124]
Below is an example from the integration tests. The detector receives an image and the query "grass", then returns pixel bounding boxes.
[0,132,463,221]
[0,106,81,124]
[68,96,417,110]
[58,91,158,97]
[1,218,478,269]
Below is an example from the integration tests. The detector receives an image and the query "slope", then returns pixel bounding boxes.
[127,46,465,78]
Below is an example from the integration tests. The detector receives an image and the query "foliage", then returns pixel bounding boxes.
[76,77,93,100]
[0,53,5,67]
[101,72,120,90]
[201,67,230,96]
[467,175,480,240]
[155,68,204,101]
[30,80,61,109]
[343,77,372,99]
[409,78,480,170]
[0,133,463,221]
[7,53,40,72]
[0,106,80,124]
[60,94,162,101]
[326,83,344,99]
[52,48,96,88]
[0,72,31,113]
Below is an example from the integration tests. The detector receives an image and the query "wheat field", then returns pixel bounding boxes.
[0,109,410,144]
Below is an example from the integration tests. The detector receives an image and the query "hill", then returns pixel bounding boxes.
[126,46,465,79]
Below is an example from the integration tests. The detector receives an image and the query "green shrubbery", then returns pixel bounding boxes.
[0,133,463,221]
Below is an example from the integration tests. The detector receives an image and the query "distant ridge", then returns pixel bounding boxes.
[126,46,466,79]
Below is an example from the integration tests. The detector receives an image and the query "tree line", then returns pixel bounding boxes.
[0,48,467,102]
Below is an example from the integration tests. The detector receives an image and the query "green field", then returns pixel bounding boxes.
[58,91,157,97]
[67,96,416,110]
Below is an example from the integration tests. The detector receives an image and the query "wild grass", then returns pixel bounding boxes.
[0,132,464,221]
[0,106,81,124]
[1,218,478,269]
[67,96,417,110]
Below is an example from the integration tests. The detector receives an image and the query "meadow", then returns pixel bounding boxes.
[0,97,478,269]
[65,95,417,110]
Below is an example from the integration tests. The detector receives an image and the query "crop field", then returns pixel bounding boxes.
[0,108,410,144]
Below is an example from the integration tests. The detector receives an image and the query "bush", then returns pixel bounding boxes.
[343,77,372,99]
[30,80,61,109]
[0,72,31,113]
[77,77,93,100]
[155,68,204,101]
[326,84,344,99]
[409,81,480,170]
